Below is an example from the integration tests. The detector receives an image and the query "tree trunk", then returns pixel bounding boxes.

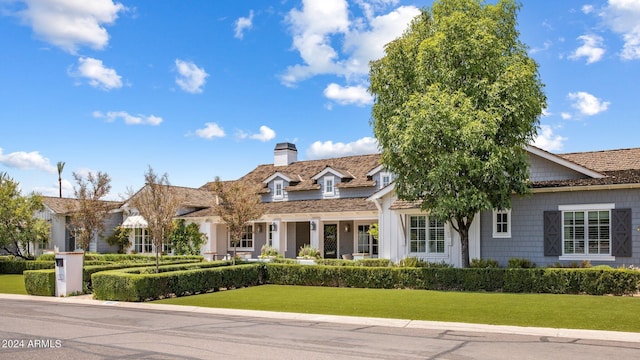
[155,242,160,274]
[459,225,470,268]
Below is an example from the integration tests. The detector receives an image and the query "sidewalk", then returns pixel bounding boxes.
[2,293,640,343]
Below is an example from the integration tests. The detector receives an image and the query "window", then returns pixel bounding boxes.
[268,224,275,247]
[563,210,610,256]
[230,225,254,249]
[492,209,511,238]
[356,224,378,255]
[274,180,283,200]
[134,228,151,253]
[409,215,445,254]
[380,172,391,188]
[324,176,334,196]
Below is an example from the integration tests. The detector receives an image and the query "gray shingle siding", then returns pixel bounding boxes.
[480,188,640,267]
[528,153,589,182]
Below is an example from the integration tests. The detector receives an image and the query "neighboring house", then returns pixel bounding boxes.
[37,197,123,255]
[120,185,217,254]
[369,146,640,267]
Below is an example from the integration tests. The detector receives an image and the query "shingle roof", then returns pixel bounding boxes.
[41,196,123,214]
[126,184,217,209]
[200,153,381,193]
[558,148,640,172]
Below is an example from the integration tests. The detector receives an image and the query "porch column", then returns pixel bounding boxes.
[310,218,320,250]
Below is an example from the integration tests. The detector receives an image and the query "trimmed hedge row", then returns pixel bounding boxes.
[0,261,54,274]
[36,253,204,262]
[23,270,56,296]
[264,264,640,296]
[92,264,263,301]
[314,259,394,267]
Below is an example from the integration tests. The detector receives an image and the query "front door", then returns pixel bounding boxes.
[323,224,338,259]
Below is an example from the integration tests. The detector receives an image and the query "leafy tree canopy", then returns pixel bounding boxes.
[369,0,546,267]
[0,172,49,258]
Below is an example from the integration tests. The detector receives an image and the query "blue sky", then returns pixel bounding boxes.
[0,0,639,200]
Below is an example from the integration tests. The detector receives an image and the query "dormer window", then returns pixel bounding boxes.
[324,176,335,196]
[380,172,391,188]
[274,180,283,200]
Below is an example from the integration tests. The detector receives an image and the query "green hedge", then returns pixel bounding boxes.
[92,263,263,301]
[314,259,394,267]
[264,264,640,295]
[36,253,203,263]
[0,260,54,274]
[24,270,56,296]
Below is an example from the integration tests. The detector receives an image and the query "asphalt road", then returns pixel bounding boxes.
[1,294,639,359]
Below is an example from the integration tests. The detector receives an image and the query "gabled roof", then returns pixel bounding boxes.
[201,153,380,193]
[559,147,640,172]
[125,184,217,210]
[41,196,122,215]
[526,145,605,179]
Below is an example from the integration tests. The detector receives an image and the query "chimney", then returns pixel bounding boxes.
[274,142,297,166]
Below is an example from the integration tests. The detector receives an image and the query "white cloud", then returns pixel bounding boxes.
[72,57,122,90]
[567,91,610,116]
[234,10,254,39]
[530,40,552,54]
[195,122,225,140]
[306,136,378,159]
[582,5,595,14]
[323,83,373,106]
[0,148,56,173]
[93,111,162,125]
[250,126,276,142]
[601,0,640,60]
[531,125,567,152]
[281,0,419,86]
[175,59,208,94]
[569,34,605,64]
[33,179,73,197]
[561,112,572,120]
[14,0,125,54]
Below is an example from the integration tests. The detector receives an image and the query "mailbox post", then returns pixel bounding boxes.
[54,252,84,297]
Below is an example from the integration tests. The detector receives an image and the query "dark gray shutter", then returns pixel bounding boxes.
[544,211,561,256]
[612,208,632,257]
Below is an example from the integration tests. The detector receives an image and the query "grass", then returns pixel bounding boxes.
[0,275,27,295]
[153,285,640,333]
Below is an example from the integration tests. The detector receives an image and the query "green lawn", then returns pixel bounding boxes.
[0,275,27,295]
[154,285,640,333]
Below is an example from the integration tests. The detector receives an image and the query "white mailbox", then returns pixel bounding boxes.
[54,252,84,297]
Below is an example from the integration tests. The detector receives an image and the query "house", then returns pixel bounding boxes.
[37,197,123,255]
[114,142,640,268]
[370,145,639,267]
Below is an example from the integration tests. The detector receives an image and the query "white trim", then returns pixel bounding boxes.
[559,255,616,262]
[312,167,346,180]
[380,172,392,189]
[558,203,615,211]
[263,172,292,184]
[323,176,335,197]
[492,209,511,238]
[366,164,384,177]
[367,182,395,201]
[526,145,605,179]
[273,180,284,200]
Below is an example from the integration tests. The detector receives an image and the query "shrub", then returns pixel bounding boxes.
[298,245,321,259]
[508,258,536,269]
[469,258,500,268]
[398,257,452,268]
[260,245,280,258]
[0,260,54,274]
[24,270,56,296]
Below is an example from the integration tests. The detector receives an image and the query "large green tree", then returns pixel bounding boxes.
[369,0,546,267]
[0,172,50,259]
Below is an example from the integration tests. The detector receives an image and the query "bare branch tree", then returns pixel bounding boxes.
[212,177,264,264]
[129,167,182,273]
[67,171,112,251]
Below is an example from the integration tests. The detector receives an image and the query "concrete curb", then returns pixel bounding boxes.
[2,293,639,343]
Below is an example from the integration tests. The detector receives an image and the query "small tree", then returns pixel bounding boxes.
[212,177,264,264]
[369,0,546,267]
[105,225,131,254]
[169,219,206,255]
[67,171,112,251]
[0,172,50,259]
[129,167,182,272]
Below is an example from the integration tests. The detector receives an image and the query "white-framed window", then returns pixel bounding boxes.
[230,225,254,249]
[380,172,391,188]
[268,224,275,247]
[274,180,283,200]
[134,228,152,253]
[324,176,335,196]
[559,204,614,259]
[409,215,445,254]
[492,209,511,238]
[356,224,378,255]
